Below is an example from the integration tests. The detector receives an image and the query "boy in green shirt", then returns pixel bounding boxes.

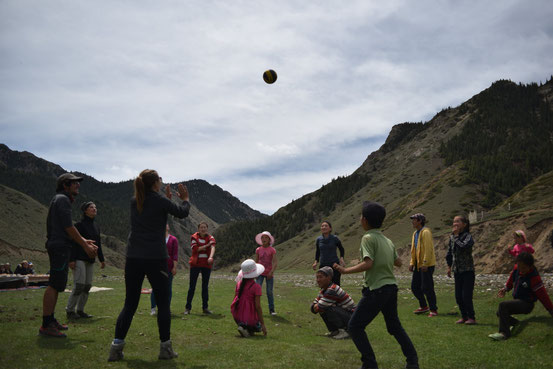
[334,201,418,369]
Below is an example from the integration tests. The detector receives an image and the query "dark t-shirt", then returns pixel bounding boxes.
[46,192,74,250]
[315,234,345,266]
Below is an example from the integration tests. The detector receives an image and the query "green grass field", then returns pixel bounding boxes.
[1,271,552,369]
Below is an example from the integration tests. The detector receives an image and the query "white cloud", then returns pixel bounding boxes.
[1,0,552,214]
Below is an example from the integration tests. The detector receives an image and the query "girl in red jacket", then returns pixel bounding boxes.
[184,222,216,315]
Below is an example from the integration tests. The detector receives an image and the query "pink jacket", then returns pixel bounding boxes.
[508,243,534,258]
[166,235,179,271]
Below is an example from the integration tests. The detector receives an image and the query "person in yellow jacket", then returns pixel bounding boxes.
[408,213,438,317]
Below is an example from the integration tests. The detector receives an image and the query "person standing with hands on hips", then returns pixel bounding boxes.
[255,231,278,316]
[333,201,419,369]
[408,213,438,317]
[108,170,190,362]
[185,222,216,315]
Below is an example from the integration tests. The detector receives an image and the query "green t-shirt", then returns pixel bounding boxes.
[359,229,398,290]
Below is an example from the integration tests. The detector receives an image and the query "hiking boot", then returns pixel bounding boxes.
[39,322,67,338]
[150,308,157,316]
[159,340,178,360]
[464,318,477,325]
[237,326,250,338]
[428,310,438,317]
[413,307,429,314]
[332,329,350,340]
[77,311,93,319]
[66,311,80,320]
[183,309,190,315]
[107,341,125,362]
[488,332,506,341]
[203,309,213,315]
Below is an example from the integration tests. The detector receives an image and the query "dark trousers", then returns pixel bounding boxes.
[151,273,174,310]
[115,258,171,341]
[411,266,437,311]
[186,267,211,310]
[320,306,352,332]
[348,285,418,369]
[497,299,534,337]
[454,271,475,319]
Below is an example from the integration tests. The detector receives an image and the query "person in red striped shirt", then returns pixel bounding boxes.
[311,266,356,339]
[489,252,553,340]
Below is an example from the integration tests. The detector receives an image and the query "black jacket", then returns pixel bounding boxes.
[71,216,104,263]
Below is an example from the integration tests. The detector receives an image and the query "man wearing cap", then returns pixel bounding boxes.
[311,266,355,339]
[40,173,98,338]
[409,213,438,317]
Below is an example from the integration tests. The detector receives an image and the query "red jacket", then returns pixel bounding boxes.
[505,264,553,311]
[189,232,216,269]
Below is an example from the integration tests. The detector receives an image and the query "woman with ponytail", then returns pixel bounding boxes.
[109,169,190,362]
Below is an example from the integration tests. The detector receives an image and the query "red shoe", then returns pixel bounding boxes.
[464,318,477,325]
[455,318,466,324]
[428,310,438,317]
[39,323,67,338]
[413,307,429,314]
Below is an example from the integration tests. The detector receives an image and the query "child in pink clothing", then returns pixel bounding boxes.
[508,230,535,258]
[231,259,267,337]
[254,231,278,315]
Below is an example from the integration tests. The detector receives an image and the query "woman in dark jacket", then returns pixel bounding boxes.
[311,221,345,285]
[109,169,190,362]
[446,215,476,325]
[66,201,104,319]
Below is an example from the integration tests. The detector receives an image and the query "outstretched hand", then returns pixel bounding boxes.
[177,184,189,201]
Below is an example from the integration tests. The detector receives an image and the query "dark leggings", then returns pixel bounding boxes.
[115,258,171,341]
[186,267,211,310]
[454,271,475,320]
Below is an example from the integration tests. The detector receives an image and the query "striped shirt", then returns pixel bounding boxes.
[313,283,356,312]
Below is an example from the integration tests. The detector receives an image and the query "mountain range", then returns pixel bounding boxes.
[1,77,553,274]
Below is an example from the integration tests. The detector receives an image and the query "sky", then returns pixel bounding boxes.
[1,1,552,214]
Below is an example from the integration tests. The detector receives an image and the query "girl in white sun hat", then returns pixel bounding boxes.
[231,259,267,337]
[254,231,278,315]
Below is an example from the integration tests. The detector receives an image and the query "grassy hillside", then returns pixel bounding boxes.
[218,78,553,273]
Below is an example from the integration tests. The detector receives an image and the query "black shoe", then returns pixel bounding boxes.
[203,309,213,315]
[66,311,80,320]
[77,311,93,318]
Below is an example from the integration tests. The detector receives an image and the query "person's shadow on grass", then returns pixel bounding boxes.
[511,316,553,337]
[268,314,291,324]
[35,336,94,350]
[125,358,179,369]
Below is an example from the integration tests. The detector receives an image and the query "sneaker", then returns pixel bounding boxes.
[413,307,429,314]
[77,311,93,319]
[66,311,80,320]
[325,330,339,337]
[107,342,125,362]
[428,310,438,317]
[203,309,213,315]
[455,318,467,324]
[183,309,190,315]
[38,323,67,338]
[150,308,157,316]
[488,332,506,341]
[237,326,250,338]
[54,319,69,330]
[159,340,178,360]
[332,329,350,340]
[464,318,477,325]
[270,311,277,316]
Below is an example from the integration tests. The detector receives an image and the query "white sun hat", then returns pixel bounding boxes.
[255,231,275,246]
[235,259,265,282]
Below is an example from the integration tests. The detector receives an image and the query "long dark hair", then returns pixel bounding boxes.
[234,278,253,312]
[134,169,159,213]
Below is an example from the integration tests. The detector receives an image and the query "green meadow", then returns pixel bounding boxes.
[1,271,552,369]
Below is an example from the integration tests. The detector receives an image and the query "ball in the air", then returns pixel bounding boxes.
[263,69,277,84]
